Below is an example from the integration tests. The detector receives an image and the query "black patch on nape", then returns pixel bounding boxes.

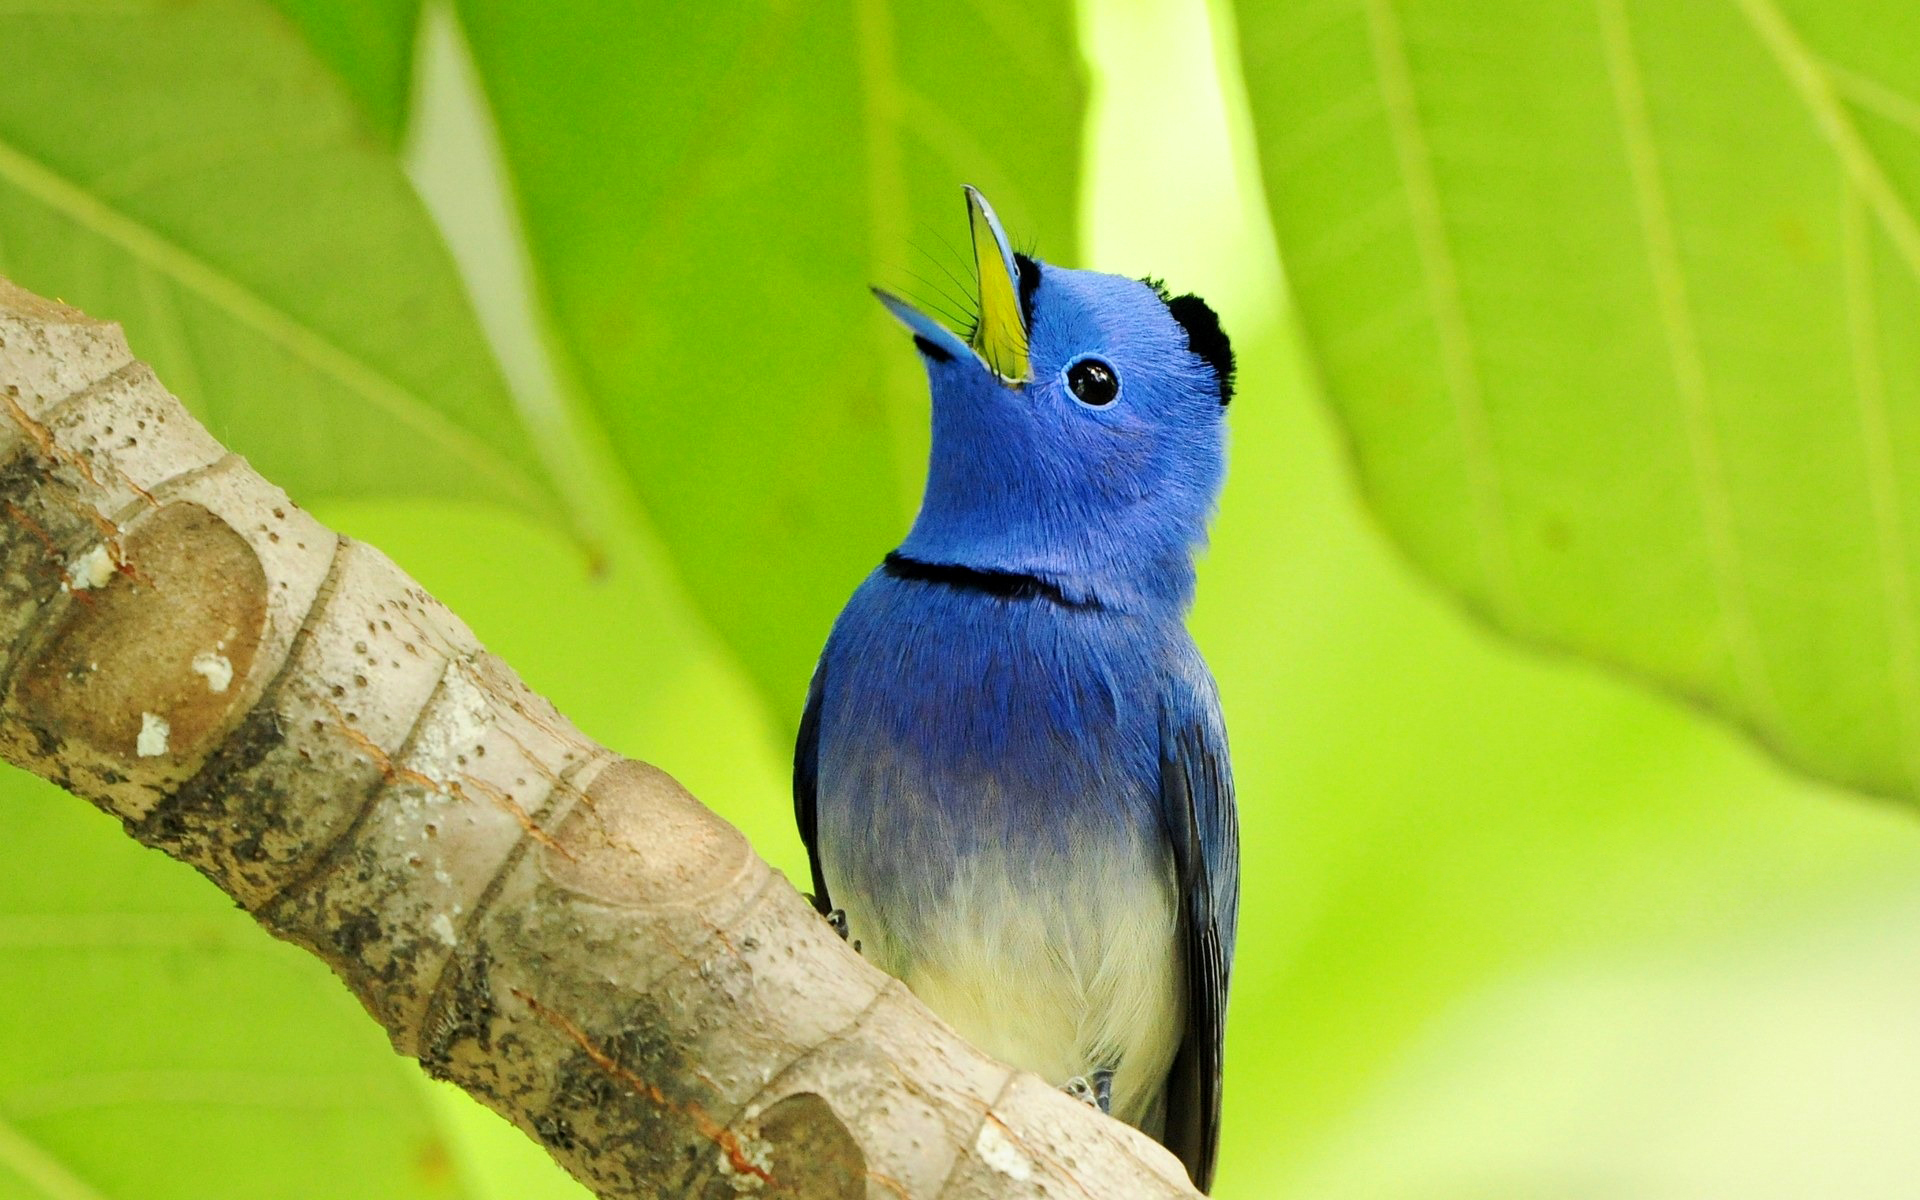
[883,551,1100,611]
[912,334,953,363]
[1165,293,1236,406]
[1014,252,1042,327]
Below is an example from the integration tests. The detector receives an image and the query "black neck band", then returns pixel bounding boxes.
[882,552,1099,611]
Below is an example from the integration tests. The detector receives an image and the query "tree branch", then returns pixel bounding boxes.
[0,278,1201,1199]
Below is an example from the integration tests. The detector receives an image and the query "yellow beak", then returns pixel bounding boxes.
[873,186,1031,381]
[964,186,1030,382]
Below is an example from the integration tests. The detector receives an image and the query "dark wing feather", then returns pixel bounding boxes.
[1158,689,1239,1194]
[794,667,833,915]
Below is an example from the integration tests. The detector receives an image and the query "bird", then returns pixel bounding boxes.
[795,186,1238,1192]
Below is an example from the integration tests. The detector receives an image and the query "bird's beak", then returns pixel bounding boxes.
[962,186,1030,381]
[873,185,1030,383]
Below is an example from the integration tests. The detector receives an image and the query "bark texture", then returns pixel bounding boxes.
[0,278,1202,1200]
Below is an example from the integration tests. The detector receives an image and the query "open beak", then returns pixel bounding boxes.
[873,185,1030,383]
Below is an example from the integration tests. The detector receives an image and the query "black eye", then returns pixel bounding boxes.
[1066,358,1119,407]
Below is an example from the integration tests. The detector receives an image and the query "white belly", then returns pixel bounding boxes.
[832,840,1185,1128]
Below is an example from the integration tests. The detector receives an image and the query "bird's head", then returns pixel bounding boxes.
[876,187,1234,611]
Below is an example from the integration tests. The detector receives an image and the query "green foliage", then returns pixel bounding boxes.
[1089,9,1920,1192]
[1237,0,1920,802]
[451,0,1086,712]
[263,0,422,142]
[4,1,1920,1198]
[0,788,470,1199]
[0,0,567,528]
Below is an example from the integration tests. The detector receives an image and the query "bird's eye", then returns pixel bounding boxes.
[1066,358,1119,407]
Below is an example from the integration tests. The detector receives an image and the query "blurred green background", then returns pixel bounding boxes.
[6,1,1920,1197]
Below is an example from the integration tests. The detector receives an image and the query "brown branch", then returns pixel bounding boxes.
[0,277,1201,1200]
[513,985,779,1187]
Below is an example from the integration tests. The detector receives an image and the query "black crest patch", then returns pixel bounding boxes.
[1165,293,1235,406]
[1015,252,1042,327]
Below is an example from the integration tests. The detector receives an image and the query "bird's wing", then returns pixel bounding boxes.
[1158,667,1238,1194]
[794,665,834,915]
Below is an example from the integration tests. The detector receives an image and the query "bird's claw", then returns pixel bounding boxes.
[1062,1069,1114,1114]
[825,908,861,954]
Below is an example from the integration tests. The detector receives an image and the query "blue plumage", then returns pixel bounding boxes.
[796,188,1237,1192]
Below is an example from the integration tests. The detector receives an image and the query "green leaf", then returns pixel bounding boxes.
[0,776,473,1200]
[451,0,1087,719]
[0,0,572,531]
[264,0,424,143]
[1236,0,1920,800]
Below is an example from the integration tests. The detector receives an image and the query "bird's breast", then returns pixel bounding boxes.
[845,832,1184,1127]
[813,574,1185,1124]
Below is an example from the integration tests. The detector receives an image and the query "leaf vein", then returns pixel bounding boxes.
[1839,183,1920,788]
[1361,0,1519,617]
[853,0,927,516]
[1823,59,1920,139]
[0,1114,106,1200]
[1596,0,1780,726]
[1735,0,1920,295]
[0,133,552,517]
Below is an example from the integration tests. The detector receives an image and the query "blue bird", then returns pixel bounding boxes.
[796,187,1237,1192]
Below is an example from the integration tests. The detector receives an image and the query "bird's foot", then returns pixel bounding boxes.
[1092,1068,1113,1114]
[824,908,861,954]
[1061,1068,1114,1115]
